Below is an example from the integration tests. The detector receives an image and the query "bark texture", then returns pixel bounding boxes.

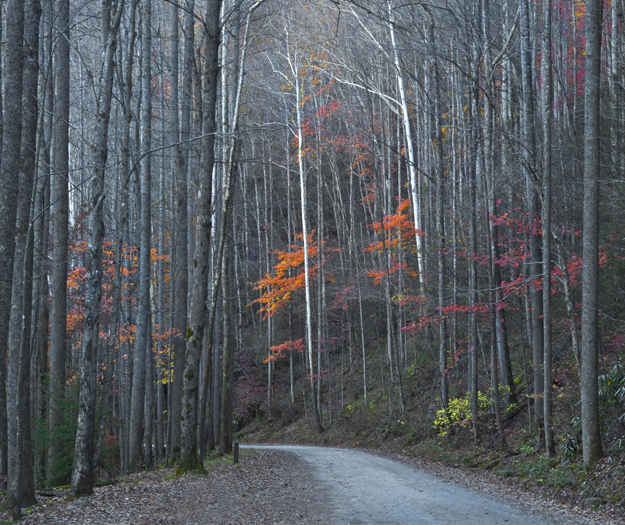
[581,0,604,469]
[48,0,70,488]
[71,0,123,496]
[1,0,25,513]
[129,0,153,473]
[179,0,221,474]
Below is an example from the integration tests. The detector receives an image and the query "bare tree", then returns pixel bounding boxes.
[541,0,555,458]
[170,0,195,462]
[48,0,70,488]
[71,0,124,496]
[581,0,604,469]
[5,0,42,516]
[129,0,153,473]
[0,1,24,518]
[0,0,25,495]
[179,0,222,474]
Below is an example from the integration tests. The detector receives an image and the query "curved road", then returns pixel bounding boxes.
[244,445,561,525]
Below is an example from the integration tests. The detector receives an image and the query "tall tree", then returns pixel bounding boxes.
[5,0,42,516]
[179,0,222,473]
[71,0,124,496]
[129,0,153,473]
[542,0,555,458]
[170,0,195,462]
[581,0,604,468]
[520,0,544,431]
[48,0,70,487]
[0,0,25,494]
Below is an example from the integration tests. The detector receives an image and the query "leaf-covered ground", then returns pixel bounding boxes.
[1,450,327,525]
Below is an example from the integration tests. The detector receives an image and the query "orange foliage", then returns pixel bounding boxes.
[365,198,424,254]
[251,230,337,318]
[367,260,417,286]
[250,231,320,318]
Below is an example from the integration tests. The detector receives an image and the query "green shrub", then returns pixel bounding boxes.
[433,392,489,436]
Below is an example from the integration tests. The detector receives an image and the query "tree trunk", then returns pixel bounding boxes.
[47,0,70,488]
[219,241,233,454]
[427,14,448,412]
[129,0,153,473]
[469,11,480,444]
[32,0,53,484]
[6,0,41,514]
[387,1,425,294]
[292,51,322,433]
[520,0,544,433]
[179,0,221,474]
[581,0,603,469]
[542,0,555,457]
[0,0,25,497]
[71,0,123,496]
[169,0,192,464]
[93,0,137,466]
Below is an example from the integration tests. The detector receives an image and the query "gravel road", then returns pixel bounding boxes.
[245,445,561,525]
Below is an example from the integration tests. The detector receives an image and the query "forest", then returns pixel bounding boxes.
[0,0,624,519]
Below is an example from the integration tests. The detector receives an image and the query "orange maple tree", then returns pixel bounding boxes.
[364,198,421,286]
[250,230,324,318]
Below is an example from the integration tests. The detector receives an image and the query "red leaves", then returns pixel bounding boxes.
[366,260,417,286]
[265,338,305,362]
[403,302,491,334]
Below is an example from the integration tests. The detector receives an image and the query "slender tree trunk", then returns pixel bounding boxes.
[581,0,603,469]
[118,0,138,475]
[32,19,53,479]
[387,2,425,294]
[542,0,555,458]
[0,0,25,497]
[556,243,581,366]
[469,13,480,444]
[71,1,123,496]
[0,0,6,489]
[179,0,221,474]
[93,163,130,471]
[6,0,42,514]
[293,60,323,433]
[93,0,137,462]
[156,77,167,463]
[144,329,154,469]
[47,0,70,488]
[520,0,544,433]
[129,0,153,472]
[170,0,194,464]
[219,241,233,454]
[426,15,448,412]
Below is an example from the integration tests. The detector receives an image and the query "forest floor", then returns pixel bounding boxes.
[0,449,327,525]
